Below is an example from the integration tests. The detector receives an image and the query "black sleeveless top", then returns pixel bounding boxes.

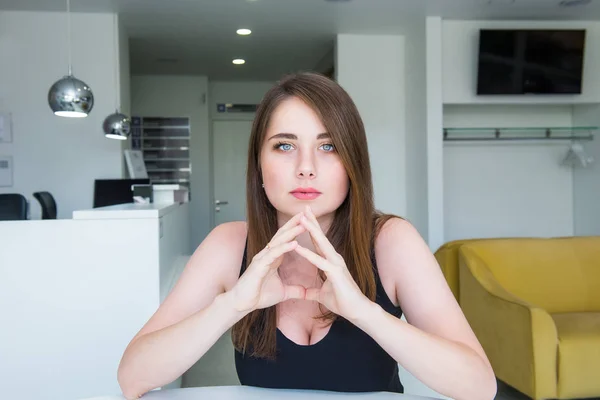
[234,244,404,393]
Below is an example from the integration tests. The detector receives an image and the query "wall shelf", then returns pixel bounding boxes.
[443,126,597,142]
[131,116,192,192]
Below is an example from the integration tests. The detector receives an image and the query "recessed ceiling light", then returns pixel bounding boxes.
[559,0,591,6]
[232,59,246,65]
[237,28,252,35]
[486,0,515,4]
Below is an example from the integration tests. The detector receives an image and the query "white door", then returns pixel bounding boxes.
[212,120,253,227]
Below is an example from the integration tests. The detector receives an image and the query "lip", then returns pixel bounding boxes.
[290,187,321,194]
[290,187,322,201]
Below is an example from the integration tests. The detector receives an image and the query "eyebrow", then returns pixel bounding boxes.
[268,132,330,141]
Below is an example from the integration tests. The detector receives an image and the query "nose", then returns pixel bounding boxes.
[296,149,316,179]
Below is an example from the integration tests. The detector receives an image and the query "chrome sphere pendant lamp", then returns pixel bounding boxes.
[48,0,94,118]
[103,13,131,140]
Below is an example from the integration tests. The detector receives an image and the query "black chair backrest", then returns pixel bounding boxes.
[0,193,28,221]
[33,191,57,220]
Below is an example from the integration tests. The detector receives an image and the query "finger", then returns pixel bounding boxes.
[305,205,320,227]
[294,245,333,273]
[255,224,305,260]
[265,212,304,248]
[258,241,298,270]
[299,215,338,261]
[268,224,305,249]
[303,206,324,255]
[275,211,304,236]
[305,288,321,302]
[283,285,306,301]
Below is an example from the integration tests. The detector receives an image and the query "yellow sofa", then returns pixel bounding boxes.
[434,238,495,302]
[458,237,600,400]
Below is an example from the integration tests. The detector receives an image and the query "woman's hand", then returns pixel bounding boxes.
[294,205,374,322]
[228,212,307,313]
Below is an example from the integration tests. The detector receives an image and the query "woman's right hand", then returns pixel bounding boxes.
[228,212,307,313]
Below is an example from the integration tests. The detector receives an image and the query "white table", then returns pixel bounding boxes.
[84,386,439,400]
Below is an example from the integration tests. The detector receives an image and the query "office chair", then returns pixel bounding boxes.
[0,193,28,221]
[33,191,57,220]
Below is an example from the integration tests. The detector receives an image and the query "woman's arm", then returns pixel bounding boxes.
[117,222,247,400]
[352,218,496,400]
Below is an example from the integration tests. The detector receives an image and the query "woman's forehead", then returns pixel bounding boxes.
[267,98,325,136]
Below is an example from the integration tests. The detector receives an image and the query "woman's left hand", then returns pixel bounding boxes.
[294,205,374,322]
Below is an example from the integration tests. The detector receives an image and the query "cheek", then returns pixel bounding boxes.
[328,159,350,197]
[261,154,285,184]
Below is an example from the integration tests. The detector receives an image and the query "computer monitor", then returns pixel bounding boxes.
[93,179,151,208]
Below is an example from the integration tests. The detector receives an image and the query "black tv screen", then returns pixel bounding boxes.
[477,29,586,95]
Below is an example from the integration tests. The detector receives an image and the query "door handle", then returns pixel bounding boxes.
[215,200,229,205]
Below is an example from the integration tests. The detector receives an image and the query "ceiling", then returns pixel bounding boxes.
[2,0,600,80]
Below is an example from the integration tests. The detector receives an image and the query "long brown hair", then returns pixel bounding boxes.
[231,72,398,359]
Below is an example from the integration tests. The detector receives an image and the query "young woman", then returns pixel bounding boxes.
[117,73,496,400]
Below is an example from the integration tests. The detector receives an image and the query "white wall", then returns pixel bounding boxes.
[118,15,131,117]
[209,81,273,121]
[404,22,429,239]
[118,14,132,176]
[431,19,600,243]
[443,105,576,241]
[131,75,210,249]
[442,20,600,105]
[572,104,600,236]
[0,11,124,219]
[335,34,407,218]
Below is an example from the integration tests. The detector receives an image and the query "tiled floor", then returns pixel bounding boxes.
[495,380,600,400]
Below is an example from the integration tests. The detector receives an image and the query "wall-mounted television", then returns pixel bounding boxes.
[476,29,586,95]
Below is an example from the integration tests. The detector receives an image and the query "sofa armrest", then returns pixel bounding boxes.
[459,247,558,400]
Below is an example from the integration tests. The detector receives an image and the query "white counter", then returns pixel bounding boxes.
[73,202,181,220]
[0,202,192,400]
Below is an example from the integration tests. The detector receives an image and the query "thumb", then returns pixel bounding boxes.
[305,288,321,302]
[283,285,306,301]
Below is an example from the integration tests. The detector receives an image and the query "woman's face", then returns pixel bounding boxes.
[260,96,349,224]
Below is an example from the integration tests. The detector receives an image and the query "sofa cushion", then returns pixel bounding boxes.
[551,312,600,399]
[460,237,600,313]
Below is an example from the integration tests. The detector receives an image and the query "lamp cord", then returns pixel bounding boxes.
[113,13,120,111]
[67,0,72,75]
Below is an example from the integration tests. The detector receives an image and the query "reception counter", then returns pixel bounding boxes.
[0,202,191,400]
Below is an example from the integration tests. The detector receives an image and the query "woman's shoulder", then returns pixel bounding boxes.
[373,216,423,303]
[373,215,423,258]
[212,220,248,239]
[193,221,248,291]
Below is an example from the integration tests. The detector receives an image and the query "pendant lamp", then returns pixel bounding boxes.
[48,0,94,118]
[103,13,131,140]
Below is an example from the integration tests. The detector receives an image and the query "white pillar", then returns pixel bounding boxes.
[335,34,406,217]
[426,17,445,251]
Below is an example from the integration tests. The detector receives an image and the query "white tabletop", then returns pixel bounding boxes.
[83,386,438,400]
[72,202,181,220]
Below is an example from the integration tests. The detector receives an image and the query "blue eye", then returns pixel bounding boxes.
[274,142,293,152]
[321,143,335,152]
